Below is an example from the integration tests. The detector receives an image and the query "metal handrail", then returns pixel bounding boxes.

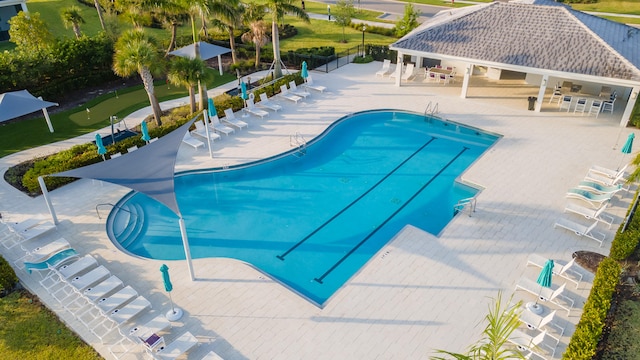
[95,203,136,220]
[454,197,476,217]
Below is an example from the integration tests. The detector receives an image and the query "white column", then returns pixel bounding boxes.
[535,75,549,112]
[202,110,214,158]
[217,55,223,75]
[179,217,195,281]
[460,63,472,99]
[394,53,403,87]
[620,86,640,127]
[38,176,58,225]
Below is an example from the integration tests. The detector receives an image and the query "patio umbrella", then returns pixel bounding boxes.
[527,259,554,314]
[207,98,216,119]
[301,61,309,81]
[240,81,248,100]
[140,121,151,143]
[618,133,634,170]
[160,264,183,321]
[94,133,107,161]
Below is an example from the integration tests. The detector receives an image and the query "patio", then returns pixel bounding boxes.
[0,61,636,359]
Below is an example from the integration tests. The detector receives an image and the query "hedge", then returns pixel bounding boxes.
[609,192,640,260]
[562,257,622,359]
[0,255,18,296]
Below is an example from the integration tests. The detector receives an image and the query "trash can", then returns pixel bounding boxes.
[527,96,537,111]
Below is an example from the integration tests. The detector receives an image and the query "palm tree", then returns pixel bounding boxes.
[241,3,269,69]
[264,0,309,79]
[94,0,106,31]
[209,0,243,65]
[167,57,212,113]
[60,6,85,39]
[432,292,526,360]
[179,0,211,110]
[112,29,165,126]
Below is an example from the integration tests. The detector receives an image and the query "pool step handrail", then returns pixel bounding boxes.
[96,203,137,220]
[453,197,476,217]
[424,101,439,119]
[290,132,307,157]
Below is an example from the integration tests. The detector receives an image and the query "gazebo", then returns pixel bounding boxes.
[390,0,640,126]
[169,41,231,75]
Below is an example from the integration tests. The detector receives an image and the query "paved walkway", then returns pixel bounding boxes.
[1,63,637,359]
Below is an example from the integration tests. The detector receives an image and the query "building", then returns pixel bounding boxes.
[0,0,27,41]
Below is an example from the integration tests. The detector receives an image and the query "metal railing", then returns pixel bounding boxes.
[290,132,307,157]
[95,203,136,220]
[454,197,477,217]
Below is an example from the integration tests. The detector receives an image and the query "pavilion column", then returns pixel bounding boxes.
[534,75,549,112]
[620,86,640,127]
[217,55,223,75]
[394,52,403,87]
[460,63,472,99]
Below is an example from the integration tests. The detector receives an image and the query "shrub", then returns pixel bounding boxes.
[353,55,374,63]
[610,193,640,260]
[348,22,396,37]
[563,257,621,359]
[0,256,18,296]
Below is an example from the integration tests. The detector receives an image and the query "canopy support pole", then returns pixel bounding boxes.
[38,97,54,133]
[179,217,195,281]
[217,55,223,75]
[203,111,214,159]
[38,176,58,225]
[535,75,549,112]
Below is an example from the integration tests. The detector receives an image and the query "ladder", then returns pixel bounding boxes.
[424,101,439,118]
[290,132,307,157]
[453,197,476,217]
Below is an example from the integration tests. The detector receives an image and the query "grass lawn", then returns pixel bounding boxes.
[0,290,103,359]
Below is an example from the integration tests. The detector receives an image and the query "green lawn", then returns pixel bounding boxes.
[0,291,103,359]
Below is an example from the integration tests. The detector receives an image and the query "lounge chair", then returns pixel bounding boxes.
[21,237,70,263]
[584,171,626,187]
[527,254,583,288]
[222,108,248,130]
[15,221,56,242]
[128,314,172,338]
[182,133,205,150]
[589,164,627,179]
[152,331,198,360]
[279,84,302,103]
[305,75,326,93]
[577,180,626,195]
[518,309,565,342]
[70,265,111,291]
[566,188,613,208]
[508,329,556,360]
[564,202,614,229]
[24,248,78,274]
[191,120,221,142]
[245,98,269,119]
[554,217,605,247]
[515,277,574,315]
[201,351,225,360]
[208,115,234,136]
[392,63,415,81]
[83,275,124,302]
[375,59,392,77]
[57,254,99,280]
[258,93,282,112]
[2,218,48,248]
[288,81,310,98]
[96,285,138,313]
[109,296,151,325]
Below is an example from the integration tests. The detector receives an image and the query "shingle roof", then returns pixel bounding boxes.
[391,0,640,81]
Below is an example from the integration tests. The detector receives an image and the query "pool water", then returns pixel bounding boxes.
[107,110,499,306]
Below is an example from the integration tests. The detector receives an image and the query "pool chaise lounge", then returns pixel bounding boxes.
[279,85,302,103]
[258,93,282,112]
[222,108,249,130]
[192,120,221,142]
[305,76,327,93]
[515,277,574,315]
[588,164,627,179]
[208,115,234,136]
[553,217,605,247]
[576,180,626,195]
[245,98,269,119]
[518,308,565,342]
[288,81,310,99]
[526,254,583,288]
[152,331,198,359]
[508,328,557,360]
[566,188,613,208]
[23,247,79,274]
[182,133,205,150]
[584,171,627,187]
[375,59,392,77]
[564,202,614,229]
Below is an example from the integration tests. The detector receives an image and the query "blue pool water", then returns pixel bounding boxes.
[107,110,499,306]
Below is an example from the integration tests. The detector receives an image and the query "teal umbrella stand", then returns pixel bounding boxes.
[160,264,183,321]
[526,259,554,314]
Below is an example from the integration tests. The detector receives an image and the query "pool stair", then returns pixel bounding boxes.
[290,132,307,157]
[102,203,146,249]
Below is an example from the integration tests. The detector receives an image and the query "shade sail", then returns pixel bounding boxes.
[169,41,231,61]
[52,117,198,215]
[0,90,58,122]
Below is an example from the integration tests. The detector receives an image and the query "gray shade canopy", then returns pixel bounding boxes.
[0,90,58,122]
[52,118,198,215]
[169,41,231,60]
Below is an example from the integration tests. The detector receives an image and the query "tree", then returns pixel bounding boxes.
[432,292,526,360]
[167,57,211,113]
[60,6,86,39]
[395,3,420,37]
[241,3,269,69]
[209,0,244,65]
[333,0,355,43]
[112,29,165,126]
[8,11,54,54]
[94,0,107,31]
[179,0,211,110]
[264,0,309,79]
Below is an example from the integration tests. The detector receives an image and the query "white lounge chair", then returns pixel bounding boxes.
[258,93,282,112]
[96,285,138,313]
[2,218,49,249]
[222,108,248,130]
[279,84,302,103]
[128,314,172,338]
[20,237,70,263]
[208,115,234,136]
[288,81,310,98]
[246,98,269,119]
[584,171,627,187]
[577,180,626,195]
[70,265,111,291]
[305,75,326,93]
[554,217,605,247]
[527,254,583,288]
[375,59,392,77]
[508,329,556,360]
[518,309,565,342]
[15,221,56,242]
[109,296,151,325]
[83,275,124,302]
[192,120,221,142]
[401,63,416,81]
[182,133,205,150]
[566,188,613,208]
[564,202,614,229]
[23,248,78,274]
[515,277,574,315]
[57,254,99,280]
[152,331,198,359]
[589,164,627,179]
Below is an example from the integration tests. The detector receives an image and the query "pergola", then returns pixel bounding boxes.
[169,41,231,75]
[390,0,640,126]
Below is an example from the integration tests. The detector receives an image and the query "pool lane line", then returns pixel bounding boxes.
[313,146,470,284]
[276,136,437,261]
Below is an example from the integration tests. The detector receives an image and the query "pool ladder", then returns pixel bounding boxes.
[290,132,307,157]
[424,101,439,120]
[453,197,476,217]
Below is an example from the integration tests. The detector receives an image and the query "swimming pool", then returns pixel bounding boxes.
[107,110,499,306]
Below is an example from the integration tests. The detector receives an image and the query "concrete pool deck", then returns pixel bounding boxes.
[1,62,637,359]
